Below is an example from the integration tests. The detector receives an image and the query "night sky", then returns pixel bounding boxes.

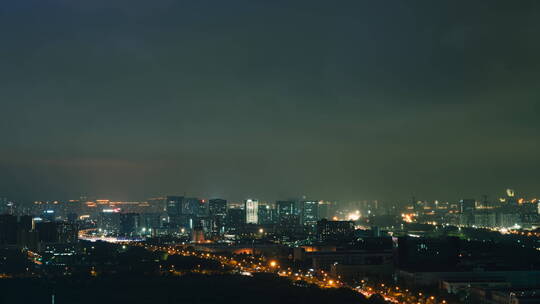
[1,1,539,202]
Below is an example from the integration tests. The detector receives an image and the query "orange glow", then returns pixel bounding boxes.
[232,248,253,255]
[402,213,415,223]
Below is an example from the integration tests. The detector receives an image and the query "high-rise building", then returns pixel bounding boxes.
[317,201,335,220]
[498,213,520,228]
[192,226,205,243]
[257,204,274,225]
[209,199,227,235]
[302,201,319,232]
[119,213,140,236]
[275,200,300,235]
[182,197,200,215]
[165,196,184,228]
[245,199,258,224]
[97,209,122,234]
[197,199,209,217]
[459,199,476,214]
[180,197,200,229]
[276,201,295,223]
[166,196,183,214]
[147,196,168,213]
[209,199,227,216]
[0,214,18,245]
[226,208,245,232]
[473,212,497,228]
[139,213,164,231]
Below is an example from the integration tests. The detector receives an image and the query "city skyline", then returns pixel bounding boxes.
[2,2,540,304]
[1,186,536,205]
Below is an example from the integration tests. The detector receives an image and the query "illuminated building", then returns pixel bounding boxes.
[209,199,227,216]
[498,212,520,228]
[165,196,184,228]
[316,219,355,242]
[191,220,205,243]
[182,197,199,215]
[245,199,258,224]
[180,197,200,229]
[274,200,300,235]
[209,199,227,235]
[276,200,295,223]
[197,199,209,217]
[97,209,122,234]
[473,212,497,228]
[257,204,274,225]
[192,227,205,243]
[302,201,319,233]
[139,213,164,231]
[276,200,299,226]
[295,237,394,279]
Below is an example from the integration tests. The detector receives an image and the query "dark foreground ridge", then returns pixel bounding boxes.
[0,274,386,304]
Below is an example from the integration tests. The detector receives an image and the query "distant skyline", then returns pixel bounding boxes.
[1,1,539,202]
[2,187,534,205]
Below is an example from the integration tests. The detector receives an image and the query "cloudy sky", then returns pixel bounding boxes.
[1,0,539,202]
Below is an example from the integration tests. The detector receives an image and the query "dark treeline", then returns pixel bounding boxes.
[0,274,388,304]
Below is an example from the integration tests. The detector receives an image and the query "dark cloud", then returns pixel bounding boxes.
[1,0,539,202]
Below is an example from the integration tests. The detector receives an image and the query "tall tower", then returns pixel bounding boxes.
[209,199,227,235]
[244,199,259,224]
[302,200,319,234]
